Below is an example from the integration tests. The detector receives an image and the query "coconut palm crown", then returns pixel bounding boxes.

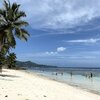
[0,0,29,52]
[7,53,16,69]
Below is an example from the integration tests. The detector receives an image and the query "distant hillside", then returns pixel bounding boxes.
[16,61,57,69]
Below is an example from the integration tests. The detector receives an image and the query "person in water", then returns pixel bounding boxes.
[70,71,72,77]
[90,72,93,78]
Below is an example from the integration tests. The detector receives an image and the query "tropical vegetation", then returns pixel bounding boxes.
[0,0,29,72]
[7,53,16,69]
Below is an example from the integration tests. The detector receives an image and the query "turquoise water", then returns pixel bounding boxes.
[29,67,100,95]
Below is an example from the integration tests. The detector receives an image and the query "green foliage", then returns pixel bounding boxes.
[0,0,29,71]
[0,0,29,52]
[0,51,6,66]
[7,53,16,69]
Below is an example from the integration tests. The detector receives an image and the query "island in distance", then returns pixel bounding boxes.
[16,61,58,69]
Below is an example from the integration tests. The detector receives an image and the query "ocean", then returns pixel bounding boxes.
[28,67,100,95]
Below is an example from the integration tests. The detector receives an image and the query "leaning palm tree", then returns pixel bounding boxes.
[0,0,29,52]
[0,0,29,72]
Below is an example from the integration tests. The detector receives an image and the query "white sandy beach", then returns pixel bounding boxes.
[0,69,100,100]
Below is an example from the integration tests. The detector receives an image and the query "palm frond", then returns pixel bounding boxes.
[5,29,16,48]
[0,9,4,15]
[15,11,26,21]
[15,28,29,41]
[4,0,10,10]
[20,29,30,36]
[14,21,29,27]
[0,0,29,53]
[0,9,8,23]
[12,3,20,12]
[1,44,9,54]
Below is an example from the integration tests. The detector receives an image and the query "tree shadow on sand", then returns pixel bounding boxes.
[0,78,13,81]
[0,74,20,81]
[0,74,20,78]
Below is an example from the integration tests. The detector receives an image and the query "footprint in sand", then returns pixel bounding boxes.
[18,94,22,96]
[5,95,8,97]
[43,95,47,97]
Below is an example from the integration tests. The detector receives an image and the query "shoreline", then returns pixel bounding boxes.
[17,69,100,96]
[0,69,100,100]
[25,69,100,95]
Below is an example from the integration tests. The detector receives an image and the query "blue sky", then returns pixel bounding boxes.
[2,0,100,67]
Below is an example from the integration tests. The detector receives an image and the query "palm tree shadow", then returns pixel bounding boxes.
[0,78,13,81]
[2,70,8,72]
[0,74,20,78]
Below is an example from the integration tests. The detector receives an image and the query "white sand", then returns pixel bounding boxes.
[0,69,100,100]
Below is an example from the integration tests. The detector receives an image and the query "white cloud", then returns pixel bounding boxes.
[45,51,58,55]
[17,47,66,58]
[7,0,100,29]
[66,38,100,43]
[57,47,66,52]
[43,47,66,56]
[44,47,66,56]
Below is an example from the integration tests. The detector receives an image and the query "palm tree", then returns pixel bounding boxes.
[7,53,16,69]
[0,51,7,72]
[0,0,29,52]
[0,0,29,72]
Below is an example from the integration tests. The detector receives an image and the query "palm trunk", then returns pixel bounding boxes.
[0,32,4,51]
[0,41,3,52]
[0,65,2,73]
[0,34,3,73]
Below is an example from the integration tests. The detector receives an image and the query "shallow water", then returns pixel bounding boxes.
[28,67,100,95]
